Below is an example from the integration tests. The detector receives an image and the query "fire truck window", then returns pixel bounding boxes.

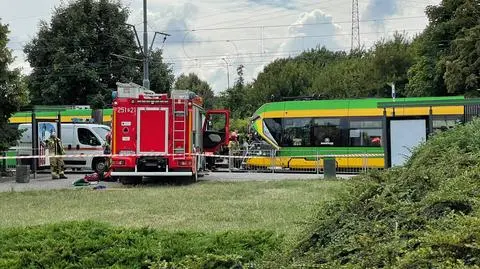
[77,128,101,146]
[207,114,226,133]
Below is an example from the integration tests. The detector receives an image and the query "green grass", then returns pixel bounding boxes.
[0,180,344,239]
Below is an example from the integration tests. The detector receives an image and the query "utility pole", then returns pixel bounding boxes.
[119,0,168,90]
[222,58,230,89]
[143,0,149,90]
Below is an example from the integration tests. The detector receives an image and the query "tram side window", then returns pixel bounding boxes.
[433,115,462,132]
[349,119,382,147]
[281,118,311,147]
[310,118,342,147]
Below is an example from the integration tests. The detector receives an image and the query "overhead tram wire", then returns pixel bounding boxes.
[190,1,333,30]
[151,15,429,33]
[21,27,430,65]
[9,15,429,50]
[24,27,461,72]
[22,24,463,73]
[167,0,342,33]
[28,35,464,75]
[175,28,425,44]
[177,1,341,60]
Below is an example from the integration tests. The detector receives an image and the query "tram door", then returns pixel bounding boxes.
[387,117,428,167]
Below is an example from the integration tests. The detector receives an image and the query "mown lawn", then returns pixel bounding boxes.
[0,180,345,238]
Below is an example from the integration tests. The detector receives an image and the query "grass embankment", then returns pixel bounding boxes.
[275,119,480,268]
[0,180,344,268]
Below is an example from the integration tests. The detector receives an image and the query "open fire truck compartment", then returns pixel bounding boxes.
[110,82,229,182]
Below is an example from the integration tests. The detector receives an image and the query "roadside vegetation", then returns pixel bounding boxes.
[0,220,278,268]
[269,119,480,268]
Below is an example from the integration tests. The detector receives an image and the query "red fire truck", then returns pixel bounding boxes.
[110,82,229,184]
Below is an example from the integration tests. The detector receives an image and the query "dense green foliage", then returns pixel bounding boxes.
[270,119,480,268]
[0,22,29,153]
[149,49,175,94]
[174,73,215,109]
[24,0,138,106]
[0,221,280,268]
[24,0,173,106]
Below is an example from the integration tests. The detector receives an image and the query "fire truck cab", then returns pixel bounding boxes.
[110,82,229,184]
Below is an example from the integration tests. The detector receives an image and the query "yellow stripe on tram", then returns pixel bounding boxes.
[261,106,464,118]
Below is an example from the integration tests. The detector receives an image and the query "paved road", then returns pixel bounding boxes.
[0,171,354,192]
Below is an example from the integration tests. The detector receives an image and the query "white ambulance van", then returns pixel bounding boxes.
[16,123,110,173]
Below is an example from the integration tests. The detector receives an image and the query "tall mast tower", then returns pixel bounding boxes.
[351,0,360,51]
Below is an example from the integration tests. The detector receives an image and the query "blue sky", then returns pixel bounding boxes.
[1,0,439,94]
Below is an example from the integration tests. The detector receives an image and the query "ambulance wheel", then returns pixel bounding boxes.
[93,158,107,174]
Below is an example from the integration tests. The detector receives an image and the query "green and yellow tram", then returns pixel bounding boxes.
[248,96,465,169]
[9,108,113,125]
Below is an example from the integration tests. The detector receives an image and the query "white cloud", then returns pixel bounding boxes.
[2,0,436,94]
[276,9,344,54]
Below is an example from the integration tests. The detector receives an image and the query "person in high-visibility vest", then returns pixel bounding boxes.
[45,131,67,180]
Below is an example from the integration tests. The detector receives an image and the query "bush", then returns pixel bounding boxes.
[274,119,480,268]
[0,221,280,268]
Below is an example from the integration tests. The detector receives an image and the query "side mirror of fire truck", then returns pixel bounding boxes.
[202,109,230,154]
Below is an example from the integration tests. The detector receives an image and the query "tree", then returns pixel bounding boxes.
[250,58,312,107]
[149,49,174,94]
[369,32,414,97]
[174,73,214,109]
[248,47,348,110]
[311,54,378,99]
[0,22,29,153]
[24,0,140,107]
[406,0,480,96]
[220,65,253,118]
[444,25,480,96]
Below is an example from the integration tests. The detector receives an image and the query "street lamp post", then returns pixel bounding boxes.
[222,57,230,89]
[142,0,149,90]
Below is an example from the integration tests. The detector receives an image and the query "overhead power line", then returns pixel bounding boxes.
[159,15,428,33]
[8,15,429,49]
[22,35,465,74]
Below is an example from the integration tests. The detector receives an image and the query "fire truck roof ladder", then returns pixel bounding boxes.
[172,96,187,160]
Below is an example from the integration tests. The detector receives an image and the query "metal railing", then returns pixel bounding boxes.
[216,149,384,175]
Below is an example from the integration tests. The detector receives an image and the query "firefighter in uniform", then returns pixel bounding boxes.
[45,131,67,179]
[103,132,112,179]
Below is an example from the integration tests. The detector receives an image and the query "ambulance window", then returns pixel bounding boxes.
[77,128,101,146]
[93,127,110,141]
